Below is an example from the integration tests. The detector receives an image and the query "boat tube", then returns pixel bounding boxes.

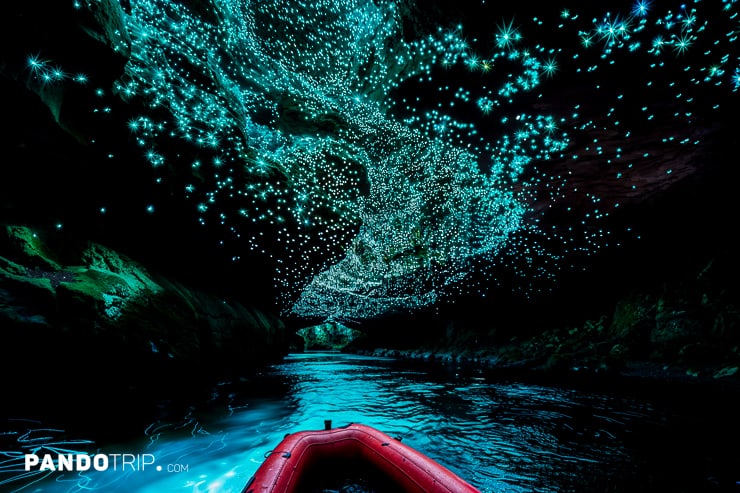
[243,422,480,493]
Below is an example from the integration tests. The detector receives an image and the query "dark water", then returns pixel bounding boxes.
[2,351,739,492]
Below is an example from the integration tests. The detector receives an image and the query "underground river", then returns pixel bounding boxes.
[2,351,738,492]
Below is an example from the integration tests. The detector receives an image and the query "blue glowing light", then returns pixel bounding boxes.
[23,0,737,321]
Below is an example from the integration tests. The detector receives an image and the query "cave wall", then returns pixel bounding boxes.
[0,225,290,411]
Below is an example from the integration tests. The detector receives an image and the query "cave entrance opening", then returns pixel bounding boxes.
[295,322,365,351]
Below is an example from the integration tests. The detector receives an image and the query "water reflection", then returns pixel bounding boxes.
[2,351,737,492]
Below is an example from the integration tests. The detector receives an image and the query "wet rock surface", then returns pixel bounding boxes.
[0,224,290,420]
[347,249,740,391]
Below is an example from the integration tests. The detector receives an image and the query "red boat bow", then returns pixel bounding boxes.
[244,423,480,493]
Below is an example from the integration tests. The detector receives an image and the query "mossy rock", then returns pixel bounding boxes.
[1,225,61,270]
[0,256,29,277]
[608,292,656,340]
[1,224,289,380]
[81,243,161,293]
[62,268,134,300]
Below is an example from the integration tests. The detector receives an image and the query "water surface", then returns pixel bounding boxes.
[2,351,738,492]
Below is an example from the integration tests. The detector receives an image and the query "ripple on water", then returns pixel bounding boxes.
[3,352,732,493]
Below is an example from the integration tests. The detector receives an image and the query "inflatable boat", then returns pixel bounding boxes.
[243,422,480,493]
